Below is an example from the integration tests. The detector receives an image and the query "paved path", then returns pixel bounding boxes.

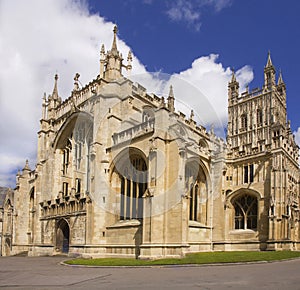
[0,256,299,289]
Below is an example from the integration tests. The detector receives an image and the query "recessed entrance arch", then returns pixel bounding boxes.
[56,219,70,253]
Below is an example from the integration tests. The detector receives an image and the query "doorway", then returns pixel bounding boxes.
[56,219,70,253]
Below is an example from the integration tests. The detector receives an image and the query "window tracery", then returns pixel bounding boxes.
[233,194,257,230]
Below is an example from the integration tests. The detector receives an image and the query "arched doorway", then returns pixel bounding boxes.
[56,219,70,253]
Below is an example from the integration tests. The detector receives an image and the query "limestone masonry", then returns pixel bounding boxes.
[1,27,299,258]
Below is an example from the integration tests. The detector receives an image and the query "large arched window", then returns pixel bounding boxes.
[185,161,208,224]
[233,194,257,230]
[112,151,148,220]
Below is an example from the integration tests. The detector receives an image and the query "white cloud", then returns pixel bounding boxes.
[294,128,300,147]
[0,0,144,187]
[166,0,232,31]
[0,0,251,187]
[168,55,253,129]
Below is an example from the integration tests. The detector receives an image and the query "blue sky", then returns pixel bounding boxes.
[89,0,299,130]
[0,0,299,187]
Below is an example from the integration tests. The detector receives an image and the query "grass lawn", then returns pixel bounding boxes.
[65,251,300,266]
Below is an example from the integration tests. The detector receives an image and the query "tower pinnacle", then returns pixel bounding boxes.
[264,51,276,89]
[52,74,59,100]
[265,51,273,68]
[111,25,118,54]
[277,69,284,85]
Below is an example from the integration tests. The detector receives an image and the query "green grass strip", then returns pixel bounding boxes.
[65,251,300,266]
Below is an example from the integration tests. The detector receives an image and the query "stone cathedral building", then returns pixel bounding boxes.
[1,27,299,258]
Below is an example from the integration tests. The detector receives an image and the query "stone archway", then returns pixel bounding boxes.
[56,219,70,253]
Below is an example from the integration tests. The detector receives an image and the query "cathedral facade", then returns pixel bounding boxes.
[1,27,299,258]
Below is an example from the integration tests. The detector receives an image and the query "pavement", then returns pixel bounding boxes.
[0,256,299,289]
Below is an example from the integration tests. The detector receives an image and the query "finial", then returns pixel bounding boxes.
[127,50,132,62]
[73,73,80,91]
[113,25,118,35]
[101,44,105,54]
[23,159,30,171]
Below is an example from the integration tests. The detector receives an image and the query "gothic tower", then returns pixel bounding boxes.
[225,53,300,250]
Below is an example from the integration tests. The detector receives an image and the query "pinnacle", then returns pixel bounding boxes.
[111,25,118,53]
[168,85,174,99]
[52,73,59,100]
[266,50,273,68]
[278,69,284,85]
[230,68,237,83]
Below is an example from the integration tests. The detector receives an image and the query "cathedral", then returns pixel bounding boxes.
[1,27,299,258]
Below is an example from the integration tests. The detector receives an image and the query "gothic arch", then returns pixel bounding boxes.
[52,111,93,150]
[185,158,211,224]
[226,188,262,202]
[110,147,148,220]
[56,218,70,253]
[226,188,261,231]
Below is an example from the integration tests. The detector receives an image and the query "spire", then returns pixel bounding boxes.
[111,25,118,54]
[103,25,124,80]
[167,85,175,112]
[264,51,276,89]
[52,74,59,100]
[265,50,273,68]
[277,69,284,85]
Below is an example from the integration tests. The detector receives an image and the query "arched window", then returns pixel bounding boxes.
[62,139,72,175]
[114,153,147,220]
[233,194,257,230]
[185,161,208,223]
[74,123,85,170]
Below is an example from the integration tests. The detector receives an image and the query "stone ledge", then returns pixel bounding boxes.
[106,219,141,229]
